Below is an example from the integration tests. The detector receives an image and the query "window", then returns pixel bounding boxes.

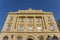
[52,36,58,40]
[19,26,24,31]
[10,17,13,21]
[20,18,24,22]
[27,36,33,40]
[7,25,11,31]
[27,38,33,40]
[48,17,51,21]
[17,37,22,40]
[38,35,44,40]
[46,35,52,40]
[36,18,41,22]
[28,26,33,31]
[50,24,54,31]
[17,38,22,40]
[3,36,8,40]
[28,18,32,22]
[37,26,42,32]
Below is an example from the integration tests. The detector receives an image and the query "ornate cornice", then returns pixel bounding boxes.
[8,8,53,14]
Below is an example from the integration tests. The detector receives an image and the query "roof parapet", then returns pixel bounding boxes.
[8,8,53,14]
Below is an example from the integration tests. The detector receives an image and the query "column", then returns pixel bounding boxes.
[42,16,46,32]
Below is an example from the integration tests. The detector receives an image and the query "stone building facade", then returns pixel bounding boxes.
[0,8,60,40]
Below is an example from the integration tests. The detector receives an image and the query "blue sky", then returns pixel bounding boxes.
[0,0,60,31]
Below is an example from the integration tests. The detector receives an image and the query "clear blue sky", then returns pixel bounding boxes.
[0,0,60,31]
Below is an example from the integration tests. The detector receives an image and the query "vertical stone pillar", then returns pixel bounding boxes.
[42,16,46,32]
[13,16,18,32]
[25,16,27,32]
[33,16,36,32]
[16,16,19,32]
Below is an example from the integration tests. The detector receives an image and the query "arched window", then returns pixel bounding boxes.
[38,35,44,40]
[28,38,33,40]
[3,36,8,40]
[52,36,58,40]
[27,36,33,40]
[17,36,22,40]
[46,35,52,40]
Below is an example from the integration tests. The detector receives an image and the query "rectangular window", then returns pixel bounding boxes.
[37,26,42,32]
[9,17,13,21]
[50,24,54,31]
[20,18,24,22]
[36,18,41,22]
[19,26,24,31]
[28,18,33,22]
[28,25,33,31]
[7,25,11,31]
[17,38,22,40]
[48,17,51,21]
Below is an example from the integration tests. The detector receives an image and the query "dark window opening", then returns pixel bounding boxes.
[28,38,33,40]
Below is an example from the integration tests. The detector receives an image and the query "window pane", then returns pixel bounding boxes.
[36,18,41,22]
[28,18,32,22]
[19,26,24,31]
[50,24,54,31]
[20,18,24,22]
[10,17,13,21]
[28,26,33,31]
[48,17,51,21]
[37,26,42,32]
[7,25,11,31]
[53,36,58,40]
[3,36,8,40]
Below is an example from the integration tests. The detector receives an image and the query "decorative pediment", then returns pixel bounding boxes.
[9,8,52,14]
[18,8,43,13]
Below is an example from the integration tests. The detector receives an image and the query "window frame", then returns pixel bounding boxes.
[36,18,41,22]
[37,26,42,32]
[9,17,13,21]
[28,18,33,22]
[19,18,24,22]
[7,24,11,31]
[48,17,51,21]
[19,25,24,31]
[50,24,54,31]
[28,25,33,31]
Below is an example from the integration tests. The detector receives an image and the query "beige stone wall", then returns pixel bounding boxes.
[0,32,60,40]
[2,13,59,32]
[0,8,60,40]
